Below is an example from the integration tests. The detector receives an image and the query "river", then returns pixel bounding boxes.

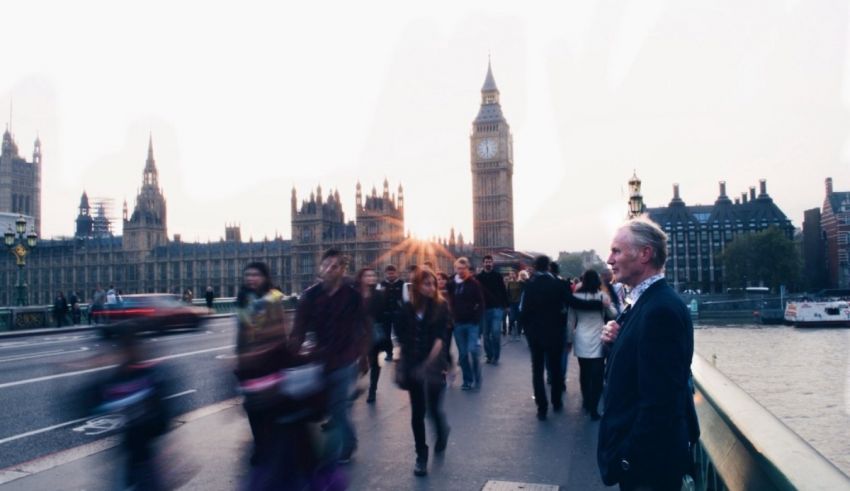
[694,323,850,476]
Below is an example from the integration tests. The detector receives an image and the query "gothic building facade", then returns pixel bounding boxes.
[471,61,515,256]
[1,62,510,305]
[0,128,41,235]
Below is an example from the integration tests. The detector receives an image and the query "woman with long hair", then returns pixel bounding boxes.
[568,269,616,420]
[396,268,451,476]
[355,267,388,403]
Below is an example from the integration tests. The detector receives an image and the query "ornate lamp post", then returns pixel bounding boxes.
[5,215,38,306]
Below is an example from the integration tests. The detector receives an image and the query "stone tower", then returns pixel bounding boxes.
[354,180,404,270]
[123,135,167,251]
[471,60,514,255]
[75,191,94,238]
[0,128,41,234]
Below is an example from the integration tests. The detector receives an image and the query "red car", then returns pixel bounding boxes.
[98,294,208,337]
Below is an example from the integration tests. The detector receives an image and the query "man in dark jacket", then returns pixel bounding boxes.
[520,255,605,420]
[379,265,404,361]
[291,249,367,464]
[447,257,485,390]
[476,255,509,365]
[204,286,215,310]
[598,218,699,490]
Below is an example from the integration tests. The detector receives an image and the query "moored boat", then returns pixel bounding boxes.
[784,300,850,327]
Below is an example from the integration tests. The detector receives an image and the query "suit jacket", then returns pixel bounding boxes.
[520,273,603,344]
[597,279,699,487]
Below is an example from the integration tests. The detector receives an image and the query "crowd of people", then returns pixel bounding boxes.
[230,216,700,491]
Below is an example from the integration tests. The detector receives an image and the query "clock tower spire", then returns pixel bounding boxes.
[470,59,515,255]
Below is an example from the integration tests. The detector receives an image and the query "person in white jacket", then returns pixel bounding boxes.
[569,269,617,420]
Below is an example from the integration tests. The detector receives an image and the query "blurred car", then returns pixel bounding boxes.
[98,294,208,337]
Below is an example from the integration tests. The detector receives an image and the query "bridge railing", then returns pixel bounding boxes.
[691,353,850,490]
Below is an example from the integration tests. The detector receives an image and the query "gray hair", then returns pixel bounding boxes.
[621,216,667,269]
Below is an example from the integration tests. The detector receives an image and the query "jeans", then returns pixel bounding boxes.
[327,363,358,455]
[453,323,481,386]
[508,303,521,335]
[482,308,504,362]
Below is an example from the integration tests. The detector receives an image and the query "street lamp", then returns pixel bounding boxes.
[5,215,37,306]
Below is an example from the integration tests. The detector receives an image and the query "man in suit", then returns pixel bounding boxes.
[598,218,699,490]
[520,255,604,420]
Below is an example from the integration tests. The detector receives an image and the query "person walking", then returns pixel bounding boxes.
[204,286,215,310]
[356,267,388,404]
[91,285,106,324]
[446,257,484,391]
[69,291,81,325]
[506,271,524,340]
[379,265,404,362]
[569,269,616,420]
[598,218,699,490]
[520,255,605,420]
[234,261,286,465]
[476,255,509,365]
[53,292,68,327]
[396,267,452,476]
[600,269,625,316]
[291,249,368,464]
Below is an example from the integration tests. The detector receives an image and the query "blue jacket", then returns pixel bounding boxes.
[597,279,699,487]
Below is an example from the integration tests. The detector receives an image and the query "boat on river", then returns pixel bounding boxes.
[784,300,850,327]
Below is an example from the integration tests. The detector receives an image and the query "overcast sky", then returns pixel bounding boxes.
[1,0,848,257]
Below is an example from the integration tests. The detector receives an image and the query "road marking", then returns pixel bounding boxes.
[0,397,241,486]
[0,335,95,351]
[0,345,234,390]
[164,389,197,400]
[0,347,90,364]
[0,417,91,445]
[72,414,125,436]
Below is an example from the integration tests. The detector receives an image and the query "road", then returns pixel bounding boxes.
[0,317,239,470]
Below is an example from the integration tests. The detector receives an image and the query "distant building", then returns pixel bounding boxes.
[801,207,828,291]
[821,177,850,289]
[632,175,795,293]
[0,128,41,234]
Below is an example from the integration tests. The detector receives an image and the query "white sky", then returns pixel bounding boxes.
[1,0,849,257]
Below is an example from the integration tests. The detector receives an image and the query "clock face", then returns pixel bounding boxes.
[477,138,498,159]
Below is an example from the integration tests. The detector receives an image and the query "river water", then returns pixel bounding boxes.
[694,324,850,476]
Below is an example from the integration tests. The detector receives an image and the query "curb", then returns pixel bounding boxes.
[0,313,236,339]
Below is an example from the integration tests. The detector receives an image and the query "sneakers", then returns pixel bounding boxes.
[366,391,376,404]
[338,446,356,465]
[536,408,547,421]
[460,383,472,391]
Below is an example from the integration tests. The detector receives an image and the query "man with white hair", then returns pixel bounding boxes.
[598,217,699,490]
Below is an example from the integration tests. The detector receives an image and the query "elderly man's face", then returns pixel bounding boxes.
[607,228,645,288]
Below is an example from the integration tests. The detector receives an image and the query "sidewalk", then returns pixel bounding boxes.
[2,338,609,490]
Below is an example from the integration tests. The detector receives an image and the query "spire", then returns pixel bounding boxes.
[481,58,499,93]
[146,133,155,169]
[143,134,158,188]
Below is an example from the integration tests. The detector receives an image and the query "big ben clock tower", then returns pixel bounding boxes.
[471,60,515,255]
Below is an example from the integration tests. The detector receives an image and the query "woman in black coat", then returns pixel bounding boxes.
[396,267,451,477]
[355,267,388,403]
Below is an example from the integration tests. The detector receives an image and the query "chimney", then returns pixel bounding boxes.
[749,186,756,201]
[759,179,767,197]
[741,192,748,204]
[719,181,727,197]
[826,177,834,196]
[673,184,680,199]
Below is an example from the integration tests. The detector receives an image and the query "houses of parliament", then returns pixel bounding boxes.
[0,62,518,304]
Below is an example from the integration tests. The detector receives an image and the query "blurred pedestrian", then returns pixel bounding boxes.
[91,285,106,324]
[204,286,215,310]
[291,249,368,464]
[182,288,194,304]
[600,269,625,316]
[506,271,526,340]
[378,265,403,362]
[235,261,286,465]
[446,257,484,391]
[476,255,508,365]
[396,267,451,476]
[69,291,81,325]
[356,267,388,404]
[53,291,68,327]
[569,269,616,420]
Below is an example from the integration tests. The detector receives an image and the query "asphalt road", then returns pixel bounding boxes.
[0,317,240,470]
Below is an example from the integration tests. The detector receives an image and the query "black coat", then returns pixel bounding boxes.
[396,299,450,381]
[597,279,700,487]
[519,273,603,344]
